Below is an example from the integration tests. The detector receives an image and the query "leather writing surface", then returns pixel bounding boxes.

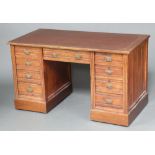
[9,29,149,53]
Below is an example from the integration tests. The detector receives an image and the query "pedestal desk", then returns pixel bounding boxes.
[9,29,150,126]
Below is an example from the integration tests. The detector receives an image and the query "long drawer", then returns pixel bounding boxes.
[43,48,91,64]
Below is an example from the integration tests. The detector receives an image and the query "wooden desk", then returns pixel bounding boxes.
[9,29,149,126]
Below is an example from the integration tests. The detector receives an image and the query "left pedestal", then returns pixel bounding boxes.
[11,45,72,113]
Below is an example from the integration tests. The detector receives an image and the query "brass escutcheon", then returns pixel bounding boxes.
[106,83,113,89]
[105,67,113,75]
[27,86,33,93]
[25,61,32,66]
[51,53,58,58]
[25,74,32,79]
[24,49,31,55]
[75,54,82,60]
[104,55,112,62]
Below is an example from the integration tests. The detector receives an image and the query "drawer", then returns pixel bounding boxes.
[95,53,123,67]
[18,82,43,98]
[16,58,41,71]
[43,48,91,64]
[17,70,41,84]
[95,65,123,80]
[96,78,123,94]
[95,93,123,109]
[15,46,42,60]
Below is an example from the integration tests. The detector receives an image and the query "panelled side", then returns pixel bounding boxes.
[128,40,149,111]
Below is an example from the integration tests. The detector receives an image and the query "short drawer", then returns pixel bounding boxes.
[95,53,123,67]
[18,82,43,98]
[15,46,42,60]
[17,70,41,84]
[96,78,123,94]
[95,93,123,109]
[95,64,123,80]
[16,58,41,71]
[43,48,91,64]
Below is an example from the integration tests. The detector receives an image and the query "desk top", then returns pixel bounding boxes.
[9,29,149,54]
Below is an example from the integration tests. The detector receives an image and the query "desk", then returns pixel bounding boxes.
[9,29,149,126]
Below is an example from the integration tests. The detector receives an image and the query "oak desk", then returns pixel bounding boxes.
[9,29,149,126]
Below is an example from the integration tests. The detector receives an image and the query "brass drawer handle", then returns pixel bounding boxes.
[51,53,58,58]
[24,49,31,55]
[105,99,113,104]
[104,55,112,62]
[75,54,82,60]
[106,83,113,89]
[25,74,32,79]
[105,68,113,75]
[25,61,32,66]
[27,86,33,93]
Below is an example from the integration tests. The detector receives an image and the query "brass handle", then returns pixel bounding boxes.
[51,53,58,58]
[105,99,113,104]
[106,83,113,89]
[105,68,113,75]
[24,49,31,55]
[27,86,33,93]
[25,61,32,66]
[25,74,32,79]
[104,56,112,62]
[75,54,82,60]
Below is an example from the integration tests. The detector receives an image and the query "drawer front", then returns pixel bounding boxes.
[96,79,123,94]
[95,53,123,67]
[15,46,42,60]
[17,70,41,84]
[95,93,123,109]
[16,58,41,71]
[95,65,123,80]
[43,49,91,64]
[18,82,43,98]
